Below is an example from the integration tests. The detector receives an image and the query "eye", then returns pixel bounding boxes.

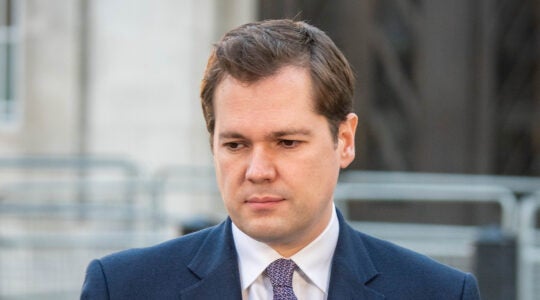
[224,142,246,151]
[279,139,300,148]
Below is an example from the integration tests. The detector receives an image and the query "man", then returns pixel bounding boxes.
[81,19,480,299]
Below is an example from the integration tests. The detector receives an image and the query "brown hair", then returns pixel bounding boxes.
[200,19,354,141]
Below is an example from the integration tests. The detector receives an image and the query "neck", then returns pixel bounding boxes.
[267,204,334,257]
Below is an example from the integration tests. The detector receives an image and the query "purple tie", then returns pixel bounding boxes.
[265,259,298,300]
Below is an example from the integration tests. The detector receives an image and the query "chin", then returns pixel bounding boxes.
[242,221,289,242]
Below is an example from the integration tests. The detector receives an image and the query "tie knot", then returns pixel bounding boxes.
[265,258,297,288]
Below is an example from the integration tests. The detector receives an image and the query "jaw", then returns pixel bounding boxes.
[230,201,333,257]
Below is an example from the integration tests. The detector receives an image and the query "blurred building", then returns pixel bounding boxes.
[1,2,540,299]
[0,0,256,172]
[263,0,540,176]
[2,1,539,175]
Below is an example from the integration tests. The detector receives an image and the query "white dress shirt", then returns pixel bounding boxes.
[232,204,340,300]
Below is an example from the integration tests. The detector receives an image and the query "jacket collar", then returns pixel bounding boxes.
[180,218,242,299]
[179,210,384,299]
[327,210,385,299]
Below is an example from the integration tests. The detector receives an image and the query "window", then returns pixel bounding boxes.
[0,0,19,126]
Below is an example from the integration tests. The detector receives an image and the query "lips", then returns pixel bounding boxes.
[245,196,285,209]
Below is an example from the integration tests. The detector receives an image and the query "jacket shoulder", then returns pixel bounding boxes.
[356,230,480,299]
[81,223,223,299]
[101,226,213,269]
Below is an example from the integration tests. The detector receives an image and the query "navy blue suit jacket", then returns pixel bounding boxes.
[81,211,480,299]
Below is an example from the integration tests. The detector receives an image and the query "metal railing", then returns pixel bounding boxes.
[0,155,142,211]
[341,170,540,196]
[0,156,163,299]
[334,182,519,273]
[150,165,224,230]
[1,159,538,299]
[518,191,540,300]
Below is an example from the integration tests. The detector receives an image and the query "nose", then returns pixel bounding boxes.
[245,147,276,183]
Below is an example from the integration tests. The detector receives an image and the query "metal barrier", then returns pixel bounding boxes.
[151,165,224,232]
[0,156,165,299]
[0,156,143,217]
[0,231,169,300]
[334,182,518,273]
[340,170,540,196]
[1,161,535,299]
[0,155,139,174]
[518,191,540,300]
[0,161,227,299]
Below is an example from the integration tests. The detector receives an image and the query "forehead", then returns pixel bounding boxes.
[212,66,327,135]
[214,66,314,109]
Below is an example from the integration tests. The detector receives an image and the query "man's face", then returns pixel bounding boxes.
[212,65,357,256]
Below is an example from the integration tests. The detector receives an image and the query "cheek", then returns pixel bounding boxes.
[304,145,340,171]
[313,151,341,185]
[214,155,230,190]
[214,154,243,192]
[287,150,340,187]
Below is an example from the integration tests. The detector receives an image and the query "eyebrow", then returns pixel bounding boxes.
[271,129,313,138]
[218,128,313,140]
[218,132,245,140]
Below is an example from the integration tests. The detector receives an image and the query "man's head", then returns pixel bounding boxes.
[201,19,355,143]
[201,19,358,257]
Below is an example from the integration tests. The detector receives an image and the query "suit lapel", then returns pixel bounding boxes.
[178,211,385,299]
[179,218,242,300]
[327,211,385,300]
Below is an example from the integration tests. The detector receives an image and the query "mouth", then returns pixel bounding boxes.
[245,196,285,210]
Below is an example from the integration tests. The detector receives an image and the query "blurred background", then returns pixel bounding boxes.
[0,0,539,299]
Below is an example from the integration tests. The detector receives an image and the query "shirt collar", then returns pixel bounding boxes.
[232,223,281,290]
[232,204,340,293]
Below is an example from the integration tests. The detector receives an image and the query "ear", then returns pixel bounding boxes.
[337,113,358,169]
